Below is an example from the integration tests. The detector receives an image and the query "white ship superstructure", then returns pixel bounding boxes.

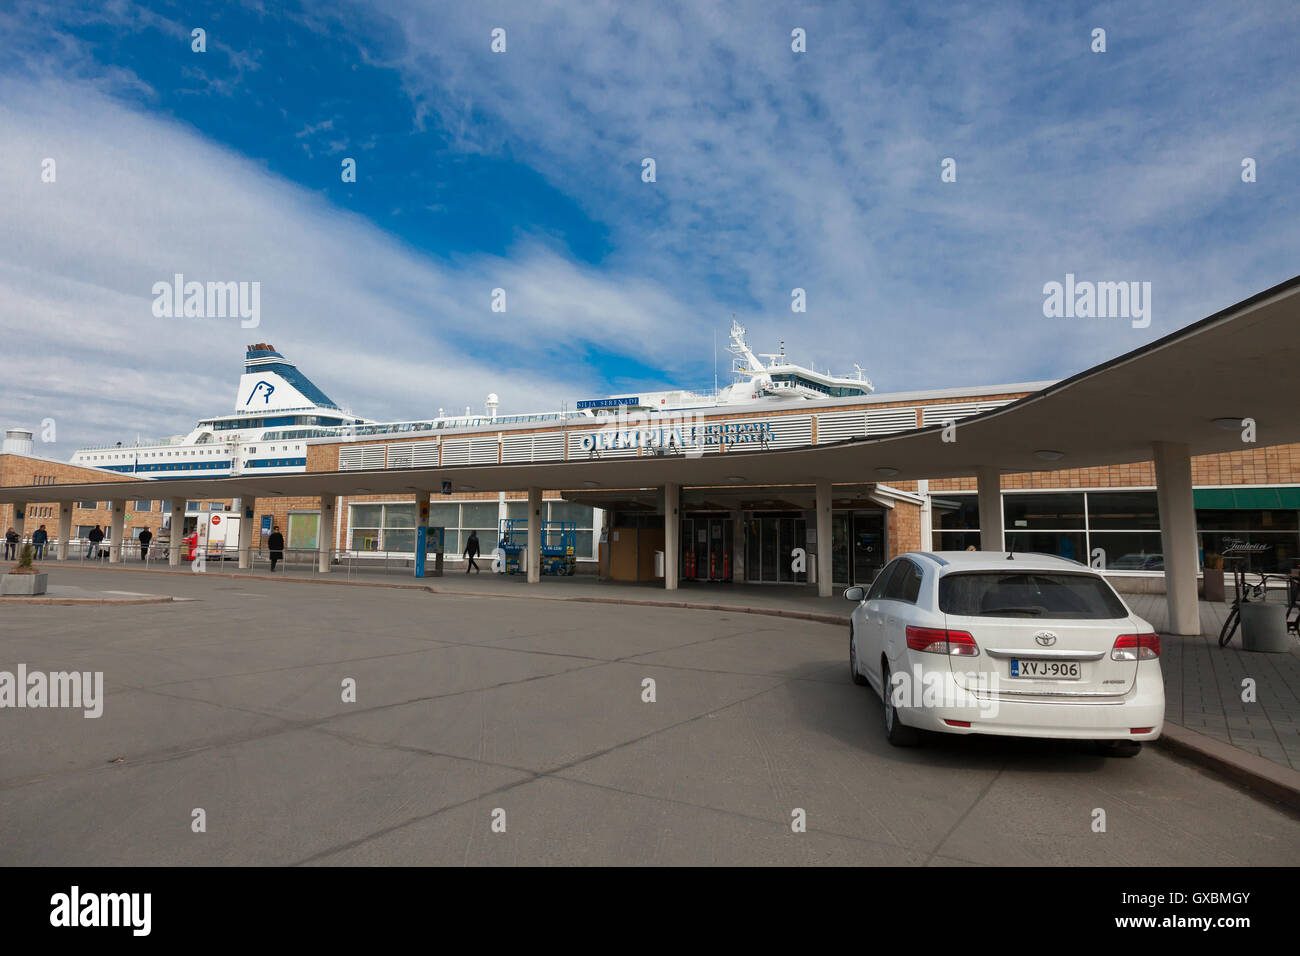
[71,325,875,474]
[601,320,874,413]
[71,344,368,478]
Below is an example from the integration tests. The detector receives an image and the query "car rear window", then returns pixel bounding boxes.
[939,571,1128,619]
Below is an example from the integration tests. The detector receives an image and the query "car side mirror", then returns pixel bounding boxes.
[843,586,865,602]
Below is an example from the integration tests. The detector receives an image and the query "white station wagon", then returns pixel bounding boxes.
[845,551,1164,755]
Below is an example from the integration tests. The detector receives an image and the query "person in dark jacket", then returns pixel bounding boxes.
[137,527,152,561]
[87,524,105,558]
[267,526,285,572]
[463,530,481,573]
[31,524,48,559]
[3,527,17,561]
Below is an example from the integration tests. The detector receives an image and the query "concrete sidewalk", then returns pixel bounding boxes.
[31,561,1300,808]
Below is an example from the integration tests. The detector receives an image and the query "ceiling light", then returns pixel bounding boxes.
[583,480,600,487]
[874,467,899,478]
[1213,417,1245,430]
[1034,450,1065,461]
[726,476,746,483]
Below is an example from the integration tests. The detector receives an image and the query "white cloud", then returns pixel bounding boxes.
[0,75,717,457]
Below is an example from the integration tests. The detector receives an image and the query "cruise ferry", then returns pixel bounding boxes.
[71,326,874,477]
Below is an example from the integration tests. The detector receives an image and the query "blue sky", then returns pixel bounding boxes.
[1,0,1298,455]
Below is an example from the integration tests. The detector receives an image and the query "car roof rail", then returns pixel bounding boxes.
[912,551,949,566]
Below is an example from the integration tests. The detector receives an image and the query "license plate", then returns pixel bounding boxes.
[1010,659,1080,679]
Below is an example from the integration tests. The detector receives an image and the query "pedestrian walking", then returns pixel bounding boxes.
[87,524,105,558]
[267,525,284,572]
[3,527,17,561]
[138,527,152,561]
[31,524,48,560]
[464,530,481,573]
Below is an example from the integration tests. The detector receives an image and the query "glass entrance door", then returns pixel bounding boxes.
[852,512,885,585]
[831,510,886,585]
[681,516,734,581]
[744,514,807,583]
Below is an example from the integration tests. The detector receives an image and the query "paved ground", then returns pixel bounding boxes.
[0,568,1296,865]
[1127,593,1300,771]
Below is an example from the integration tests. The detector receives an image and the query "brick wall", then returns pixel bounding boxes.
[928,443,1300,493]
[0,453,159,542]
[887,501,923,558]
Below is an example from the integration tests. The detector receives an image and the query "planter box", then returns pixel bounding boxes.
[1202,567,1225,603]
[1239,602,1291,653]
[2,572,48,596]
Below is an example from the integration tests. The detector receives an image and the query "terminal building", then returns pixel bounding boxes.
[2,276,1299,637]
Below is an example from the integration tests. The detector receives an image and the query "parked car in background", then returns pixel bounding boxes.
[1108,552,1164,570]
[846,551,1163,755]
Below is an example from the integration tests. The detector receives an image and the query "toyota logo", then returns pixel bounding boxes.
[1034,631,1058,646]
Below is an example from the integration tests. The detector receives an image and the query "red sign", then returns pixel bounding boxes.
[211,515,221,525]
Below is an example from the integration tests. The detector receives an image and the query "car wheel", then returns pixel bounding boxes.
[849,627,869,686]
[880,661,922,747]
[1094,740,1142,758]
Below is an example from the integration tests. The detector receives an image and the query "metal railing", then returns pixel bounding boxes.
[10,538,450,580]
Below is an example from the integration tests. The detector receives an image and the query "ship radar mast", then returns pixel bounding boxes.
[728,319,765,377]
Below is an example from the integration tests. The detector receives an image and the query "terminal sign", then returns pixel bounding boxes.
[579,420,773,454]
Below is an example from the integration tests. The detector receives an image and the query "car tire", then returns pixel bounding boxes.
[880,661,922,747]
[849,628,869,686]
[1094,740,1142,758]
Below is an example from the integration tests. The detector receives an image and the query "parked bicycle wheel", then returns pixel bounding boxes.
[1218,605,1240,647]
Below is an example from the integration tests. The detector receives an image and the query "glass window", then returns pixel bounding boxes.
[901,560,924,602]
[935,531,981,552]
[1087,491,1159,530]
[1090,532,1164,571]
[427,503,458,528]
[934,494,979,531]
[351,529,380,551]
[352,504,383,528]
[1200,532,1297,574]
[1004,492,1085,530]
[506,501,529,521]
[883,559,921,602]
[548,500,592,525]
[384,504,416,528]
[939,571,1128,619]
[460,502,498,528]
[1006,531,1085,563]
[867,559,898,600]
[133,500,152,511]
[383,528,417,553]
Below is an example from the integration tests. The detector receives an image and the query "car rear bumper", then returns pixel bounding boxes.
[893,663,1165,741]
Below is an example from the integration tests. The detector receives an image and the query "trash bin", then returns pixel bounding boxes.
[1239,602,1291,653]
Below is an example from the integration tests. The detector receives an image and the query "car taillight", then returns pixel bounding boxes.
[906,625,980,656]
[1111,632,1161,661]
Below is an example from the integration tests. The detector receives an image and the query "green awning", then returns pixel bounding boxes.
[1194,487,1300,510]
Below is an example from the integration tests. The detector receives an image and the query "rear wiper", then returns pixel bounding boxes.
[979,606,1047,616]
